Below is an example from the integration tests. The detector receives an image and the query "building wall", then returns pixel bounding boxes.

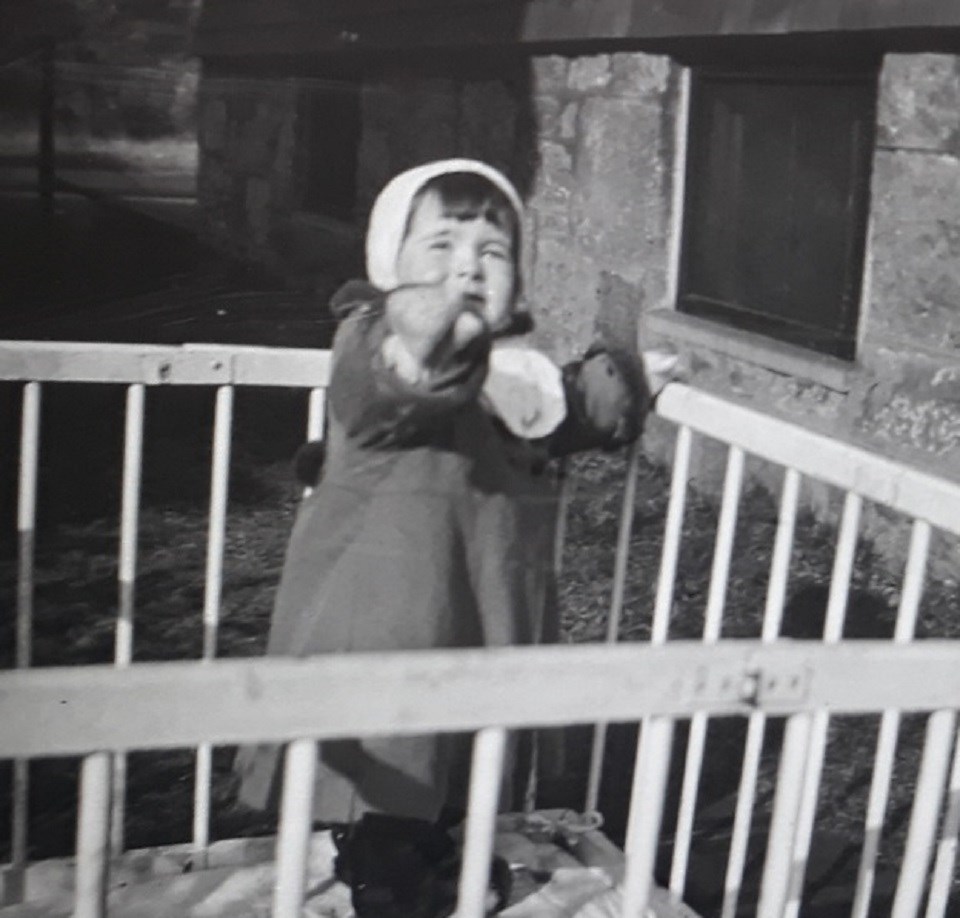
[640,53,960,578]
[196,49,959,572]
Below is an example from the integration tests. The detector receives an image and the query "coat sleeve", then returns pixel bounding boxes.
[329,306,490,448]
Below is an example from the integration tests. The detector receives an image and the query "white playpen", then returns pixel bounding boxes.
[0,340,958,918]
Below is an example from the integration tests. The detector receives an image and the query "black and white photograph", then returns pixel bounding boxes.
[1,2,959,916]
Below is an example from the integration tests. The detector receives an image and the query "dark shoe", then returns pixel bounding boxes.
[333,814,511,917]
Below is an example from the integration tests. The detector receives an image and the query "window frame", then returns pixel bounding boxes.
[675,64,878,361]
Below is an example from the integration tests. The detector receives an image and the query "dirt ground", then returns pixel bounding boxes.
[0,182,958,917]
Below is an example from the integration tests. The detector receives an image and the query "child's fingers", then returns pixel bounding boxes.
[386,284,488,367]
[451,310,486,351]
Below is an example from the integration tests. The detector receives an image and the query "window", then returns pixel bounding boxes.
[298,79,361,222]
[677,67,877,360]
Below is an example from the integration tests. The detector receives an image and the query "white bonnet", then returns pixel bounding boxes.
[365,158,524,291]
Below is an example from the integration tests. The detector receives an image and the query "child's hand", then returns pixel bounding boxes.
[384,282,488,373]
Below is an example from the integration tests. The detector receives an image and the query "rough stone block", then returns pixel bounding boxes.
[877,53,960,155]
[532,55,569,95]
[573,96,670,291]
[567,55,612,93]
[560,102,578,141]
[867,150,960,353]
[609,53,673,98]
[529,237,596,362]
[534,95,562,141]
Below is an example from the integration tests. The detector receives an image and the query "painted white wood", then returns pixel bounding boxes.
[622,717,675,918]
[194,385,234,855]
[12,382,41,879]
[783,490,862,917]
[721,466,801,918]
[892,710,958,918]
[652,424,692,645]
[0,340,331,388]
[670,445,745,896]
[4,641,960,760]
[720,711,765,918]
[756,714,812,918]
[111,384,145,856]
[272,739,318,918]
[457,728,507,918]
[74,752,111,918]
[306,387,325,441]
[17,382,41,537]
[852,519,931,918]
[925,724,960,918]
[656,384,960,535]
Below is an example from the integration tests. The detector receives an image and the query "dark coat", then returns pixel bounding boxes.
[235,286,562,823]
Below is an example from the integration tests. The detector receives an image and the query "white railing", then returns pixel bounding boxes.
[2,339,960,918]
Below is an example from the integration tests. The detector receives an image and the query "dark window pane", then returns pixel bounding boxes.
[678,69,877,359]
[299,81,361,221]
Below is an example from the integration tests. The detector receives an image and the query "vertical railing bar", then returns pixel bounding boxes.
[651,424,692,644]
[852,518,931,918]
[303,387,325,498]
[622,717,675,918]
[669,444,744,897]
[111,383,145,857]
[760,467,802,642]
[622,425,688,892]
[702,444,745,643]
[272,738,318,918]
[12,381,41,890]
[720,712,766,918]
[822,492,863,642]
[891,710,958,918]
[306,387,325,441]
[783,490,863,918]
[457,728,507,918]
[925,723,960,918]
[75,752,112,918]
[193,384,234,857]
[756,713,813,918]
[585,442,641,813]
[720,466,801,918]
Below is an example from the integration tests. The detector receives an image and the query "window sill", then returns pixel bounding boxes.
[641,309,858,394]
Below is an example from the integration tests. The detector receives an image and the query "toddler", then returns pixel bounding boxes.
[236,159,671,916]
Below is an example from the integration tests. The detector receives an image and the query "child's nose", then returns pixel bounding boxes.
[453,244,482,280]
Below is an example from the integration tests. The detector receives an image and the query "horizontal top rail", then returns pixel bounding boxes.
[0,340,331,388]
[2,641,960,758]
[656,384,960,535]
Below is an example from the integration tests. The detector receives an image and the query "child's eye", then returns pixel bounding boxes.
[482,245,509,260]
[428,240,451,251]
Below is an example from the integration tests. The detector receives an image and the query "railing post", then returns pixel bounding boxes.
[75,752,113,918]
[194,384,234,858]
[272,739,318,918]
[458,727,507,918]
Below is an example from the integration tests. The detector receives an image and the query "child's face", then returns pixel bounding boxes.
[395,189,517,334]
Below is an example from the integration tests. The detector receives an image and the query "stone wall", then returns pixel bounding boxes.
[858,54,960,472]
